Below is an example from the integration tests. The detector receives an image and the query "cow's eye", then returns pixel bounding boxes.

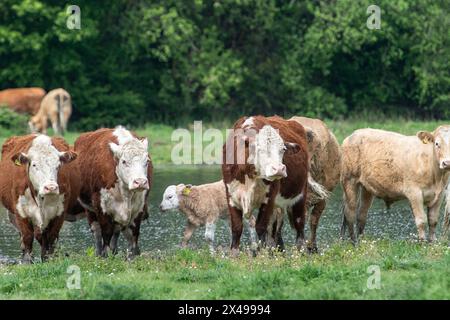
[122,160,128,166]
[435,142,440,148]
[168,195,173,199]
[32,163,37,168]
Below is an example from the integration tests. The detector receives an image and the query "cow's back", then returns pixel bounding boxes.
[290,116,341,191]
[341,128,436,199]
[74,129,118,196]
[0,88,46,114]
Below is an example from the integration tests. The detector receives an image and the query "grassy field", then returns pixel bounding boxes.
[0,240,448,299]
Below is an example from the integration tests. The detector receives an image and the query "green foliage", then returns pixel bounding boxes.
[0,0,449,130]
[0,107,28,135]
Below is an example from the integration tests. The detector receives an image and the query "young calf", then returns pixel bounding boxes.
[71,126,152,258]
[159,181,258,252]
[0,134,79,263]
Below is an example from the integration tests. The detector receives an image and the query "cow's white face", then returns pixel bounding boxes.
[418,126,450,170]
[159,184,182,211]
[250,125,299,181]
[109,138,150,191]
[12,135,77,197]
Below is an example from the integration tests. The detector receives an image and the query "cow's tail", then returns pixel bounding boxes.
[307,174,330,202]
[56,93,63,135]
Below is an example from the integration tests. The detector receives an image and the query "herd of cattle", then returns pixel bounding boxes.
[0,87,71,135]
[0,109,449,263]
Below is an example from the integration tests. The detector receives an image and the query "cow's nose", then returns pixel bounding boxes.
[132,178,149,190]
[43,183,59,194]
[271,164,287,177]
[442,160,450,169]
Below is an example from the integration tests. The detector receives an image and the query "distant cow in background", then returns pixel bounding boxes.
[0,87,46,115]
[29,88,72,136]
[70,127,153,258]
[0,134,79,263]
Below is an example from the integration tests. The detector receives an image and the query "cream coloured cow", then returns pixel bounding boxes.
[341,126,450,242]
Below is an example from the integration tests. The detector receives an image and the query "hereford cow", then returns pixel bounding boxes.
[290,116,341,252]
[0,88,46,114]
[71,127,153,258]
[222,115,328,253]
[0,134,79,263]
[29,88,72,136]
[341,127,450,243]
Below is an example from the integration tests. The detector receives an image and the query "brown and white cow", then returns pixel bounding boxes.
[0,134,79,263]
[0,88,46,115]
[70,126,153,258]
[341,126,450,243]
[222,115,327,253]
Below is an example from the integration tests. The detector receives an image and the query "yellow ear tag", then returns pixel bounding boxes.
[14,159,22,166]
[182,188,191,196]
[422,138,429,144]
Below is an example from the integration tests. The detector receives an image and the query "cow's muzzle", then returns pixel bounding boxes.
[441,160,450,170]
[130,178,149,190]
[41,182,59,195]
[265,164,287,180]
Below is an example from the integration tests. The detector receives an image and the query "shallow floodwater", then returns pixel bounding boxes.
[0,165,444,259]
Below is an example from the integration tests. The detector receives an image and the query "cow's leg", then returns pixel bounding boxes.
[406,192,427,241]
[275,213,284,252]
[255,183,279,244]
[244,215,258,254]
[427,201,442,242]
[342,178,359,243]
[123,215,142,259]
[45,215,65,256]
[16,216,34,264]
[291,196,307,250]
[100,222,114,257]
[229,205,243,255]
[182,221,196,248]
[204,221,216,253]
[443,207,450,240]
[357,187,374,237]
[90,221,103,256]
[308,200,325,253]
[110,224,121,255]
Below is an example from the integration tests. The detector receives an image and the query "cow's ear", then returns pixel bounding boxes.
[109,142,121,158]
[181,185,192,196]
[285,142,300,155]
[141,138,149,150]
[60,151,77,163]
[11,153,29,166]
[417,131,434,144]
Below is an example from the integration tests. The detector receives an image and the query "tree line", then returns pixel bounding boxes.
[0,0,448,130]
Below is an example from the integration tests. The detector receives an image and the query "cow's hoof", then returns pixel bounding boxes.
[231,248,240,258]
[21,254,33,264]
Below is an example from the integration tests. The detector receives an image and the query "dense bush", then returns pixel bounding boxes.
[0,107,28,135]
[0,0,448,130]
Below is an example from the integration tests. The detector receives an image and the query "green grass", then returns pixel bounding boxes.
[0,119,448,165]
[0,240,448,299]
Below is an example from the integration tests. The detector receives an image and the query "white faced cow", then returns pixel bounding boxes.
[0,134,79,263]
[71,127,153,258]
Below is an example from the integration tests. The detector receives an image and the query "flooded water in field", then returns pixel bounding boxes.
[0,165,446,260]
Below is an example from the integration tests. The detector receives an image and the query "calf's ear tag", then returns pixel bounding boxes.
[14,159,22,166]
[182,187,191,196]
